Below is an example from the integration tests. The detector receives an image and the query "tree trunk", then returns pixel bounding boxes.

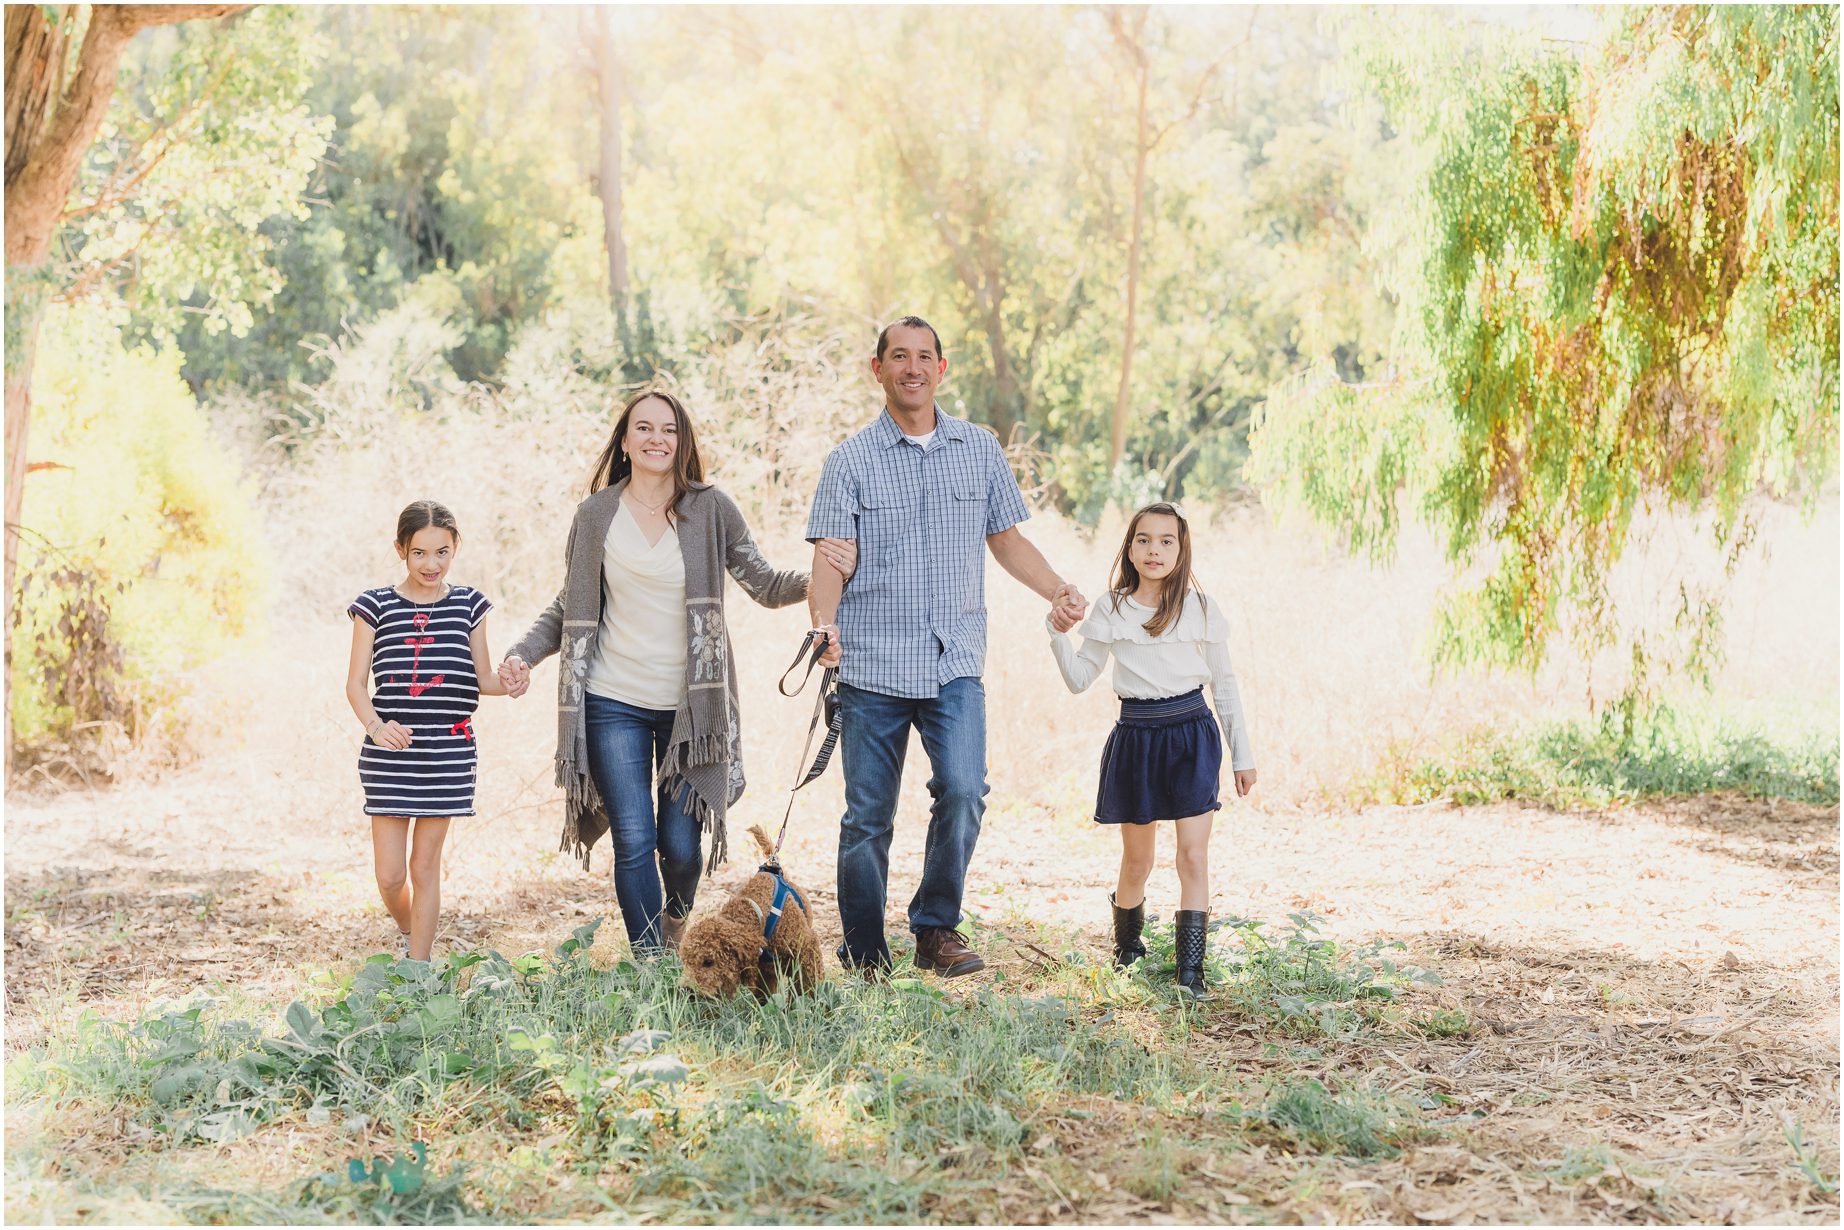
[1110,31,1150,474]
[3,3,244,772]
[981,283,1022,446]
[5,7,68,188]
[592,7,628,312]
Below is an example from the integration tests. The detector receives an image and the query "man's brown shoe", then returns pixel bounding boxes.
[661,913,687,953]
[914,927,986,977]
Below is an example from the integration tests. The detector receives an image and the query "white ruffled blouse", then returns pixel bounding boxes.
[1047,591,1255,771]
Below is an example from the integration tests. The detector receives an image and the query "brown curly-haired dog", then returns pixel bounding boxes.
[680,825,824,999]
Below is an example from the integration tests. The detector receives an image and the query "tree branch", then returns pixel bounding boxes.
[5,3,247,265]
[63,47,240,221]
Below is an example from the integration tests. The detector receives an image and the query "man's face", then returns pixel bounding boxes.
[872,325,945,416]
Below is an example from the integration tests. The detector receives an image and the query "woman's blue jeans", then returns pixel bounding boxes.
[584,692,702,951]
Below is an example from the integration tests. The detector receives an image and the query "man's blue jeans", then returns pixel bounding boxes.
[585,692,702,952]
[835,676,989,968]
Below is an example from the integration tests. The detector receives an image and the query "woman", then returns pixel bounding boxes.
[499,389,854,954]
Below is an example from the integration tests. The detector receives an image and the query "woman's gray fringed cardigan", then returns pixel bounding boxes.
[507,480,808,872]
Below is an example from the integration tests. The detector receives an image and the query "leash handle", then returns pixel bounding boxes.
[777,629,829,697]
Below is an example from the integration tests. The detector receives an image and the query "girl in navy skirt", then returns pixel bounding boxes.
[1048,502,1256,997]
[344,500,508,960]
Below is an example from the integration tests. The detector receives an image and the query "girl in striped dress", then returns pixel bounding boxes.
[344,500,508,960]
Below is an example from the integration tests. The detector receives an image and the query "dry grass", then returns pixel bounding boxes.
[4,378,1838,1222]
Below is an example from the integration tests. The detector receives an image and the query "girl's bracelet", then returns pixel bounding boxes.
[366,718,384,736]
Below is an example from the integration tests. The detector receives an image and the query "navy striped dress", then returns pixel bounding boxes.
[349,585,492,818]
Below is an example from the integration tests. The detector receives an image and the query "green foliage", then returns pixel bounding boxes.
[170,6,1395,519]
[1357,705,1840,809]
[1250,7,1840,693]
[1785,1118,1841,1196]
[10,305,263,764]
[1262,1075,1424,1160]
[166,7,604,392]
[27,931,1178,1218]
[7,911,1473,1218]
[1062,910,1430,1047]
[65,6,331,340]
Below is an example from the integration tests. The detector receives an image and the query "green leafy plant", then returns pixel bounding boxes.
[1263,1075,1424,1159]
[1359,706,1840,808]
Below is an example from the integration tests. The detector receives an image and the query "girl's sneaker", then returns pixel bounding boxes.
[397,930,413,958]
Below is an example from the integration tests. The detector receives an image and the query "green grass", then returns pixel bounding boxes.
[6,912,1458,1222]
[1356,705,1840,809]
[1261,1076,1425,1160]
[1786,1118,1841,1196]
[10,918,1181,1221]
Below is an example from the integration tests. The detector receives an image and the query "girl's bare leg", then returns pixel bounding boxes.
[371,817,412,936]
[1114,822,1158,909]
[406,817,452,960]
[1173,813,1214,911]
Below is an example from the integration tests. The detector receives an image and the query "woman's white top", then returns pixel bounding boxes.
[1048,590,1255,771]
[585,502,688,710]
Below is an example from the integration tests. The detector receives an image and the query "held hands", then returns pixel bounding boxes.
[370,720,413,751]
[498,656,531,699]
[1048,581,1087,633]
[817,538,858,581]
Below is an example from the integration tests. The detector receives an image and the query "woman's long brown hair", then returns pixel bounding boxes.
[588,389,706,521]
[1108,502,1202,637]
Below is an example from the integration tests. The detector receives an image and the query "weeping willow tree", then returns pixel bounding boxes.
[1250,6,1839,710]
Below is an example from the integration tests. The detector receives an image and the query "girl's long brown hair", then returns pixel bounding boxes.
[1108,502,1203,637]
[588,389,706,521]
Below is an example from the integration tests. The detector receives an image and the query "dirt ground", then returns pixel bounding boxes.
[6,741,1838,1223]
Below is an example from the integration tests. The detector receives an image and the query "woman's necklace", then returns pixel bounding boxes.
[626,486,672,517]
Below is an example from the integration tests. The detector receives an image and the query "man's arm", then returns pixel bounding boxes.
[808,540,845,666]
[803,447,857,668]
[987,526,1086,630]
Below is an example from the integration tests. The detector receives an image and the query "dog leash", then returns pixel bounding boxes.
[770,629,842,861]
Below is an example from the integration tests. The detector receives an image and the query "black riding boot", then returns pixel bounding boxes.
[1110,892,1147,968]
[1175,909,1210,999]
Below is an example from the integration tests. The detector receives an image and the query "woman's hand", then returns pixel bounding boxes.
[818,537,858,581]
[371,721,413,751]
[498,656,531,698]
[1233,768,1257,797]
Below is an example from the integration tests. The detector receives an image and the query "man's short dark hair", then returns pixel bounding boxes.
[875,316,944,362]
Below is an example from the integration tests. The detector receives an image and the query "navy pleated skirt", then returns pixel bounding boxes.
[1095,688,1223,825]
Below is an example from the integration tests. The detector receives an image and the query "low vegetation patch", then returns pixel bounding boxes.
[1356,706,1840,809]
[7,912,1464,1222]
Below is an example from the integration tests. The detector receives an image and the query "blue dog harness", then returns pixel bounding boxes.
[754,862,807,967]
[760,864,806,943]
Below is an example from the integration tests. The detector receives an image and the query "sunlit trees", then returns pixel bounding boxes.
[1250,7,1839,702]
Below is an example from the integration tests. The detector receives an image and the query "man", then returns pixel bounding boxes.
[805,316,1085,977]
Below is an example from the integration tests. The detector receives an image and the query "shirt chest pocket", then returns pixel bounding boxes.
[948,484,989,537]
[859,487,915,562]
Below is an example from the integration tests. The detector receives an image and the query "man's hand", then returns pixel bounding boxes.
[1049,581,1087,632]
[498,656,531,699]
[815,624,842,669]
[1233,768,1257,797]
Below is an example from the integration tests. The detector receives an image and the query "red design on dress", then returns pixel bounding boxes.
[403,611,445,697]
[450,718,474,741]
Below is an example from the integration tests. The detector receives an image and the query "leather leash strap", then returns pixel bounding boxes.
[770,630,841,859]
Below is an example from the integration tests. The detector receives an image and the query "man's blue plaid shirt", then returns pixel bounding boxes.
[805,407,1030,699]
